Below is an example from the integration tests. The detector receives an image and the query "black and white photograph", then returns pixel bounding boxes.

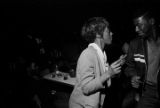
[2,0,160,108]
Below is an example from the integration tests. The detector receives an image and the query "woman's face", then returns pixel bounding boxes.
[102,27,113,45]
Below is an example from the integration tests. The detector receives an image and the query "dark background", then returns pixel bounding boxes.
[2,0,160,61]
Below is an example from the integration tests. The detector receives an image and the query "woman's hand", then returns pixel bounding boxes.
[108,59,121,77]
[119,54,127,65]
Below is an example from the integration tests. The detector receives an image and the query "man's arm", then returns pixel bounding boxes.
[125,41,143,89]
[125,42,137,78]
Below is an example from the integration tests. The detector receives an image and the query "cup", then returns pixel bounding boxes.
[69,69,75,77]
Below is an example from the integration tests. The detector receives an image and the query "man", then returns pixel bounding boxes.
[125,10,160,108]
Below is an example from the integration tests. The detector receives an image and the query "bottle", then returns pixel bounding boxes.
[55,64,59,74]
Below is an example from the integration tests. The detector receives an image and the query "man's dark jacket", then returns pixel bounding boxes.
[125,37,160,98]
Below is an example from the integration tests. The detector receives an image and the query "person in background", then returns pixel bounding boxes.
[125,9,160,108]
[102,41,128,108]
[122,42,129,55]
[69,17,125,108]
[118,42,129,108]
[120,41,138,108]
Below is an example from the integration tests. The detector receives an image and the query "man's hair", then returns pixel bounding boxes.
[81,17,109,43]
[133,8,155,21]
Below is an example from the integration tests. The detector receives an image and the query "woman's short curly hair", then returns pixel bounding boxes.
[81,17,109,43]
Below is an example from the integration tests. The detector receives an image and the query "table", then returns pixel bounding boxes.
[43,71,76,87]
[42,71,76,108]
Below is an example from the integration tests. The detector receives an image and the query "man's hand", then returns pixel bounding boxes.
[131,76,142,88]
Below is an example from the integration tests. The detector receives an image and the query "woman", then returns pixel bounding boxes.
[69,17,124,108]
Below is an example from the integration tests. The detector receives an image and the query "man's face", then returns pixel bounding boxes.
[134,16,151,37]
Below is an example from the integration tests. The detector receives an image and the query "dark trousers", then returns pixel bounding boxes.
[136,84,160,108]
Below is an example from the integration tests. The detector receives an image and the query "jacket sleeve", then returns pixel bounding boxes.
[77,51,104,96]
[124,42,138,78]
